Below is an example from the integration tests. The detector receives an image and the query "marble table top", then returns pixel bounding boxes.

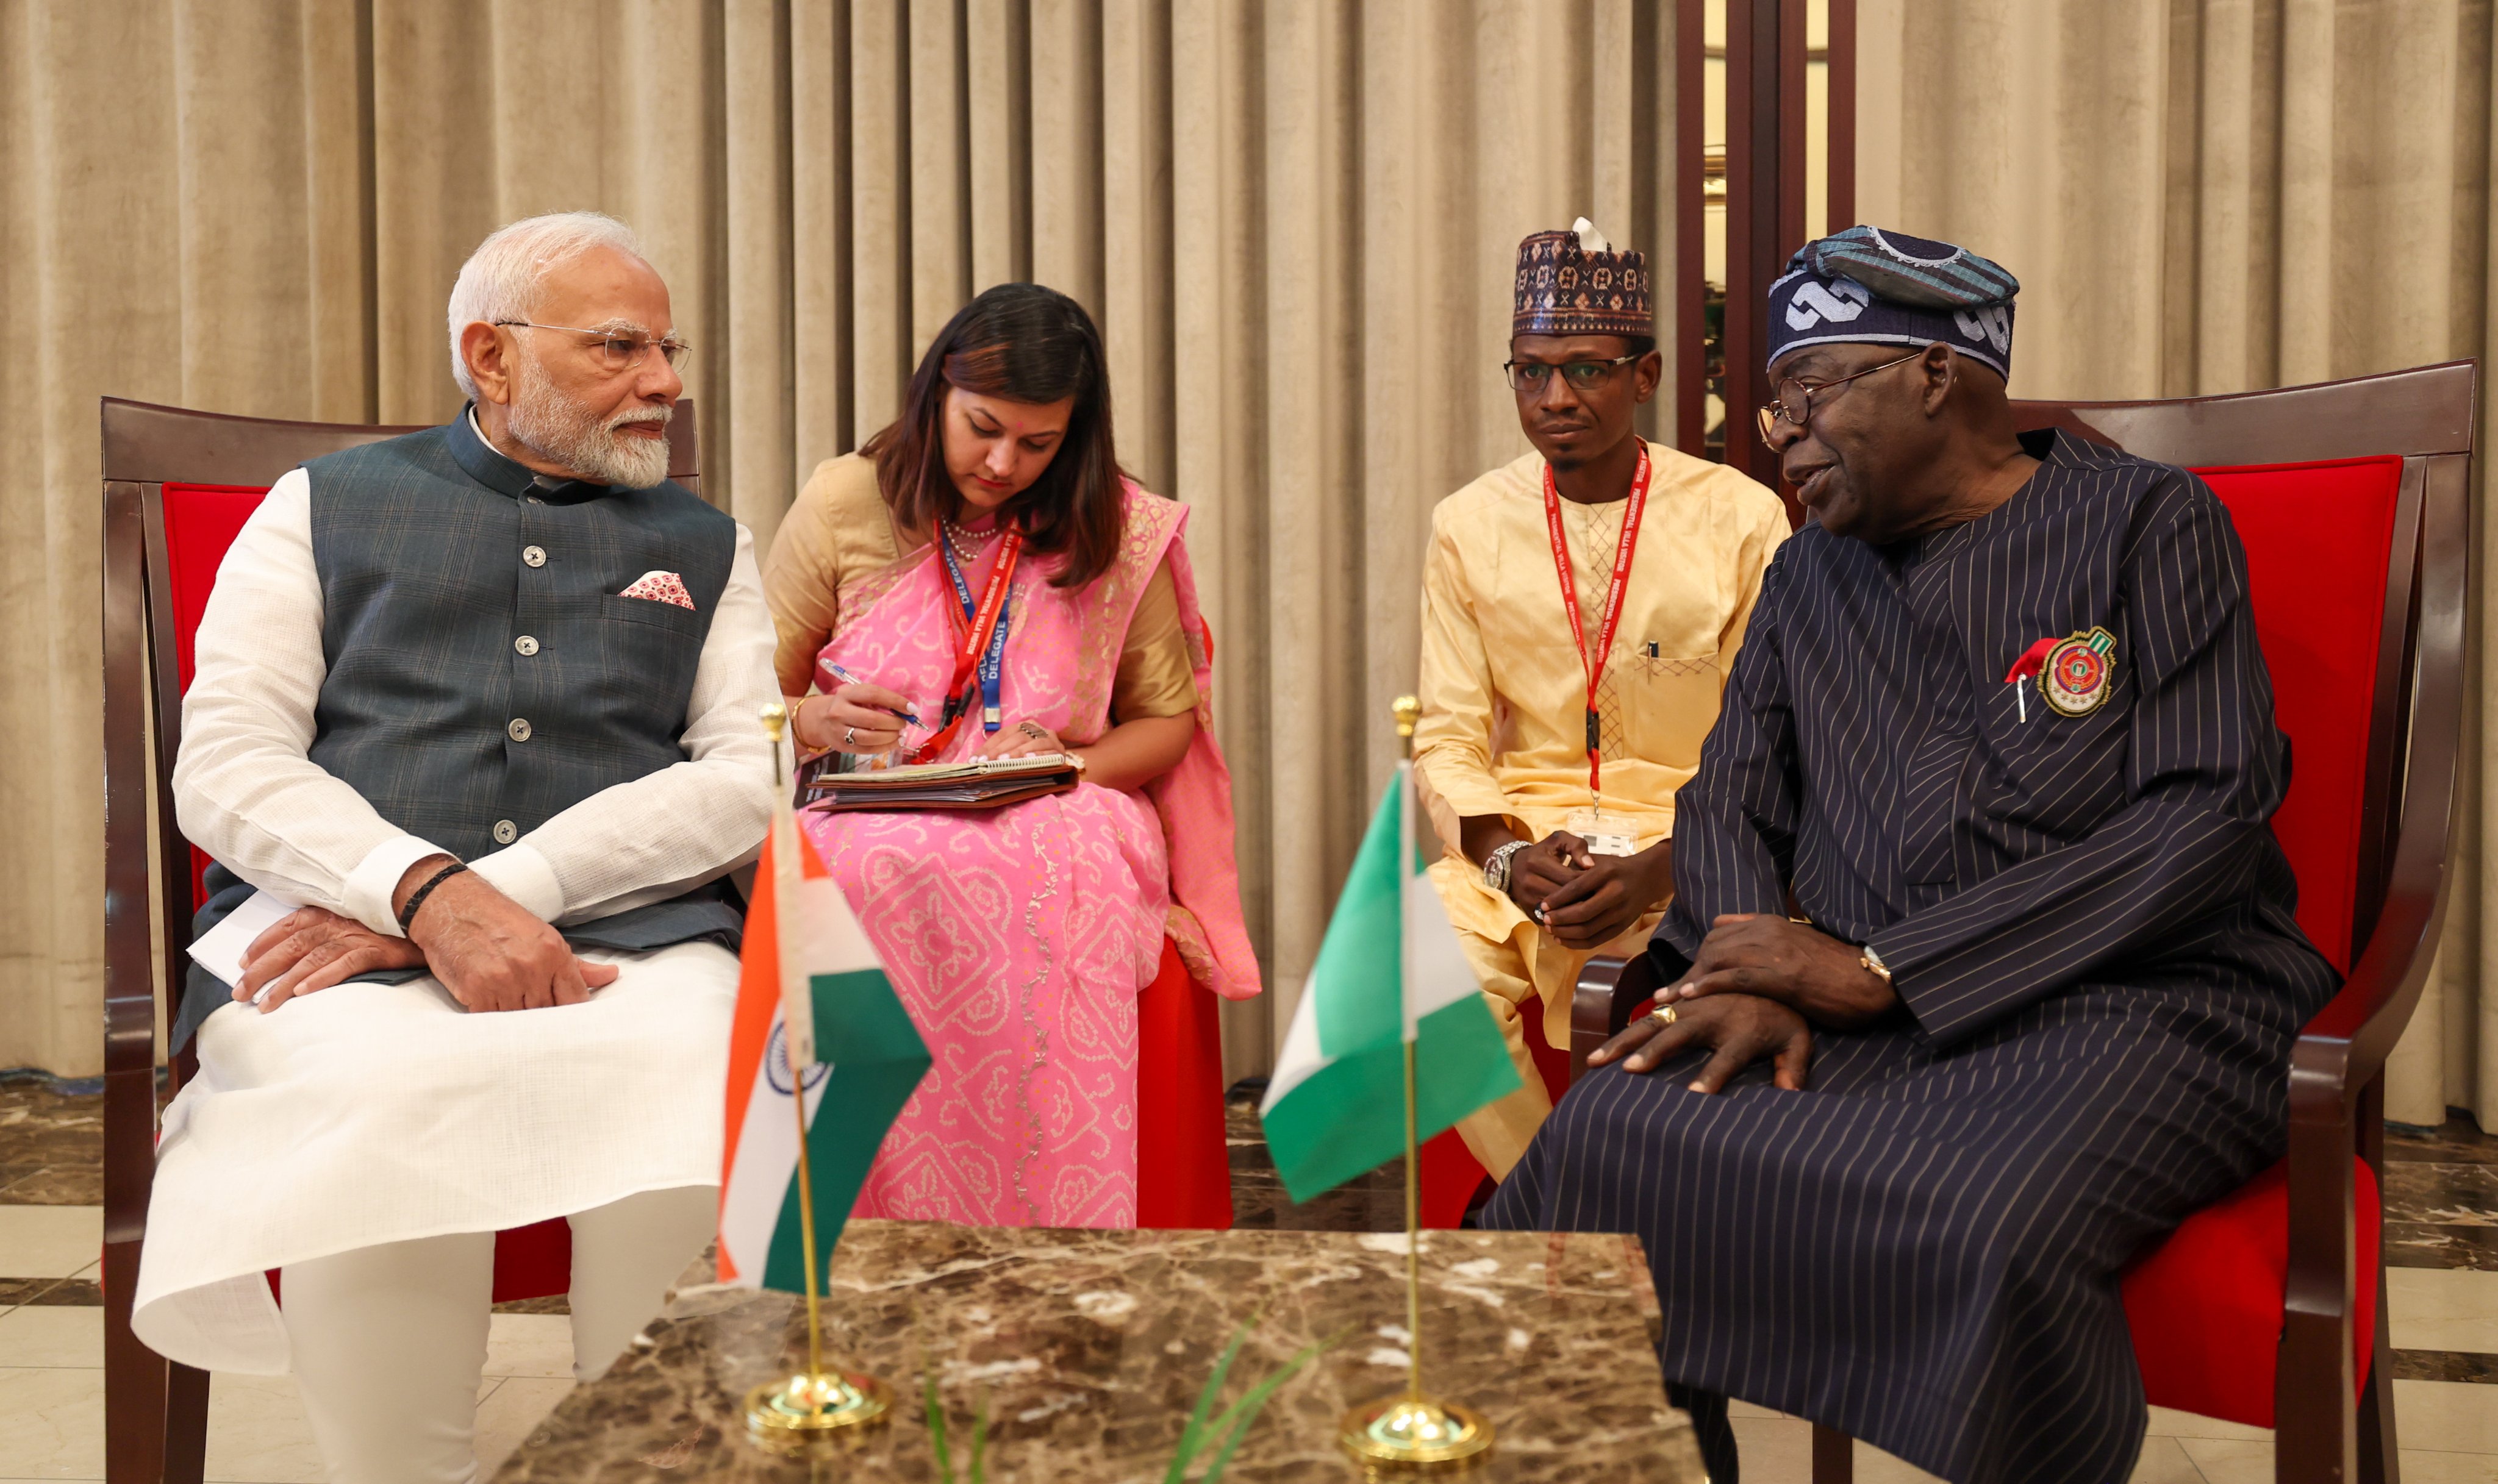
[493,1219,1702,1482]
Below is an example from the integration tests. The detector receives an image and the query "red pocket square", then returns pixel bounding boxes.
[619,571,695,610]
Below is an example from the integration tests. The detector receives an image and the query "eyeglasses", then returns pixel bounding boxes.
[1753,349,1925,442]
[496,321,693,373]
[1505,354,1642,393]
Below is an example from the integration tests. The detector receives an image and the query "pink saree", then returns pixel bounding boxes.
[801,484,1259,1228]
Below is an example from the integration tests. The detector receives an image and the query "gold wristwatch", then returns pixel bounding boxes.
[1859,943,1893,986]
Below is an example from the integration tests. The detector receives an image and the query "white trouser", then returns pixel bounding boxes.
[278,1185,717,1484]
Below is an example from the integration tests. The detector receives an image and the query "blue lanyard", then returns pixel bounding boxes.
[936,532,1012,732]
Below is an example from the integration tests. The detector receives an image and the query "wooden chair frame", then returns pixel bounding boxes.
[99,397,701,1484]
[1565,362,2475,1484]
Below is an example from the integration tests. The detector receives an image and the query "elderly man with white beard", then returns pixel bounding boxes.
[131,212,779,1484]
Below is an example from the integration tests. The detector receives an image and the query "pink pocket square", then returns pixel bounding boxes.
[619,570,695,610]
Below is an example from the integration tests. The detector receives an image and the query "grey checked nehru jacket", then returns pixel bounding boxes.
[173,412,745,1052]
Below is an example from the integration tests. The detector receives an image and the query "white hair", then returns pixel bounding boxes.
[445,212,648,401]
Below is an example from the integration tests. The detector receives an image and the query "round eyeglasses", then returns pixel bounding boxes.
[1753,349,1925,442]
[496,321,693,374]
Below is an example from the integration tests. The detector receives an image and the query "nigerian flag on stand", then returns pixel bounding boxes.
[716,812,929,1293]
[1258,762,1522,1202]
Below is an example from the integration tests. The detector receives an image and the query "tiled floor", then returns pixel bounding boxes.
[5,1072,2493,1483]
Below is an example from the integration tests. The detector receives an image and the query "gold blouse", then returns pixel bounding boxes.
[762,453,1199,722]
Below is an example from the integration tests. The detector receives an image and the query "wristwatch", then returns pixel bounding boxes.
[1483,840,1533,896]
[1859,942,1894,986]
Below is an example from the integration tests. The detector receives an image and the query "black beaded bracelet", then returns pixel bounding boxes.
[396,860,469,934]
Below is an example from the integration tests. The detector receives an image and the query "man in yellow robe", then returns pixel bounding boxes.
[1416,219,1788,1179]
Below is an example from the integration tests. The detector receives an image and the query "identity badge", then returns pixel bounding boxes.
[1563,807,1639,858]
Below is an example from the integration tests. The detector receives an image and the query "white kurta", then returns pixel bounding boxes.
[134,943,737,1374]
[134,448,780,1375]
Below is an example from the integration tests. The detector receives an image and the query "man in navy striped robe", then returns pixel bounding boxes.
[1483,229,2339,1483]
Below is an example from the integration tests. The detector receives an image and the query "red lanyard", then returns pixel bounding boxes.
[907,532,1024,764]
[1542,444,1651,804]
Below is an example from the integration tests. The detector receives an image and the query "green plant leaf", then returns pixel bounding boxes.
[1165,1312,1264,1482]
[1194,1325,1355,1483]
[924,1371,954,1483]
[968,1390,990,1484]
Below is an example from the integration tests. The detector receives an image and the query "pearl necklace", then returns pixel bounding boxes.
[942,518,1003,565]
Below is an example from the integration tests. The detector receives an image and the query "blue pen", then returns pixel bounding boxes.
[824,663,923,727]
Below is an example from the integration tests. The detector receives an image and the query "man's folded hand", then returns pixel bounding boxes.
[1536,839,1675,948]
[1668,913,1900,1028]
[1585,991,1811,1093]
[237,907,429,1015]
[396,857,620,1013]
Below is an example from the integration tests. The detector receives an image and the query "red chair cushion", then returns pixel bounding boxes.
[162,483,276,910]
[2108,457,2399,1424]
[2122,1155,2380,1427]
[2191,457,2403,973]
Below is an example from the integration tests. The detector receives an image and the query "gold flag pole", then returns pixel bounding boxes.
[746,703,891,1445]
[1339,696,1493,1468]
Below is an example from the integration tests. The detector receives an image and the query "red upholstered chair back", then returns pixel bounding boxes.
[2009,367,2467,977]
[2189,458,2405,972]
[159,484,275,910]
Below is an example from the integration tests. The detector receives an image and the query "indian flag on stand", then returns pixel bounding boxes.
[717,810,930,1292]
[1258,762,1521,1202]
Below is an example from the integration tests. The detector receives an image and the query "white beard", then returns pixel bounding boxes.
[506,353,673,488]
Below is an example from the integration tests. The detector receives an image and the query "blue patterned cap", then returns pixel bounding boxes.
[1765,226,2019,379]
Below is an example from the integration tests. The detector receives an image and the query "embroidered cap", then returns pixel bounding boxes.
[1765,225,2020,379]
[1514,218,1653,340]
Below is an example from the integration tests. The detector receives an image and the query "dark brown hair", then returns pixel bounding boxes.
[864,283,1126,589]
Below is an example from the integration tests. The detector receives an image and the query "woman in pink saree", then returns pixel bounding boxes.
[761,285,1259,1227]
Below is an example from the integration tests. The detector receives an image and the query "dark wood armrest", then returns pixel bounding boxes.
[1568,952,1662,1083]
[2274,449,2469,1474]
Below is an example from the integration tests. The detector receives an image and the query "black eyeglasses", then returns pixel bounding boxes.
[1505,354,1642,393]
[1753,349,1925,441]
[496,321,693,373]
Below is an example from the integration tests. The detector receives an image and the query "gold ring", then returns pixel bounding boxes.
[1650,1004,1677,1027]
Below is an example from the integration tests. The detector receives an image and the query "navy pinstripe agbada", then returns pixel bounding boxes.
[1484,430,2340,1483]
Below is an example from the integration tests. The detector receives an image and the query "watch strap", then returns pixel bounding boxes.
[1484,839,1532,894]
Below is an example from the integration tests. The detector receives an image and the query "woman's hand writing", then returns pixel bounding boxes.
[797,682,915,755]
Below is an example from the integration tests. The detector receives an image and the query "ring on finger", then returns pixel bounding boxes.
[1650,1004,1677,1027]
[843,724,857,747]
[1020,720,1045,739]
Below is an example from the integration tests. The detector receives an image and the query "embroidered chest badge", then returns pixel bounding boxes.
[2003,627,2117,719]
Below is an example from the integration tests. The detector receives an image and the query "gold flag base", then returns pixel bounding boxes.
[745,1369,892,1439]
[1338,1394,1494,1468]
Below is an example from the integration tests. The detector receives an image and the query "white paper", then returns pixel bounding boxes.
[186,888,302,1004]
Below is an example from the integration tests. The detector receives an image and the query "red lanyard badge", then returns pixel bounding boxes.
[1542,444,1652,805]
[907,531,1024,765]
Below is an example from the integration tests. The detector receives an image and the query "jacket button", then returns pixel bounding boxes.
[522,545,547,568]
[492,819,519,845]
[514,635,539,656]
[507,718,533,742]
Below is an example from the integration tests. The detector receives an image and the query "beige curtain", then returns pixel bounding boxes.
[0,0,1684,1083]
[1859,0,2498,1128]
[28,1,2483,1119]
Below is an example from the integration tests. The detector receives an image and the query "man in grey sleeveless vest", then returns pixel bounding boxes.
[134,213,781,1484]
